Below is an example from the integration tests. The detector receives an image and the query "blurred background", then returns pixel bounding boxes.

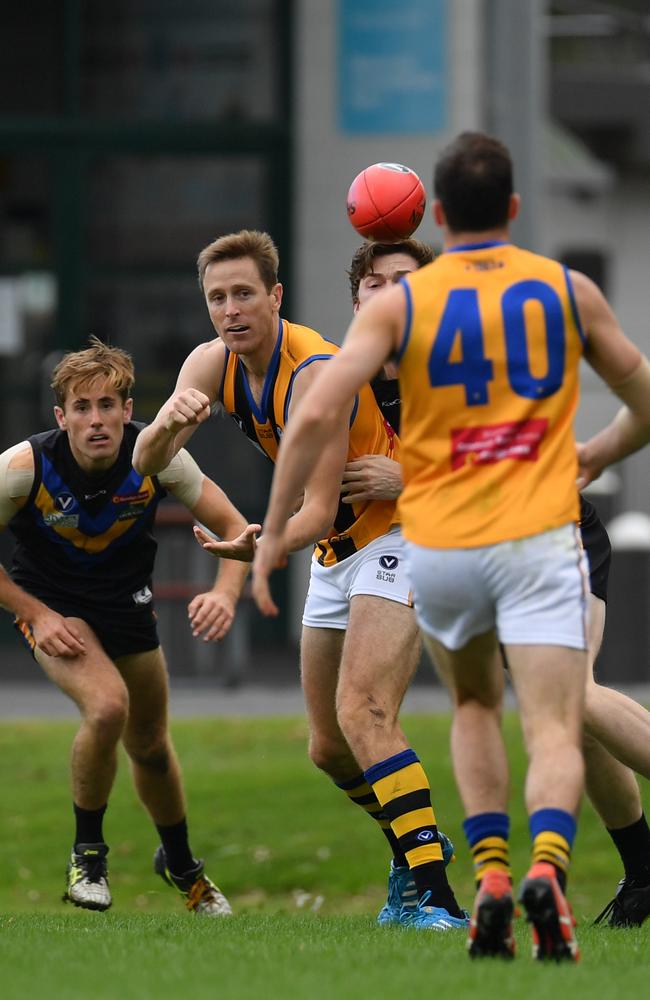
[0,0,649,690]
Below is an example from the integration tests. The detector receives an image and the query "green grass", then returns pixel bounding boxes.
[0,912,649,1000]
[0,714,648,998]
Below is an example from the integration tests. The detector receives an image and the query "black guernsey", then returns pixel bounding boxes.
[9,422,166,611]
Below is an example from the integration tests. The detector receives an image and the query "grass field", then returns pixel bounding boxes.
[1,713,648,998]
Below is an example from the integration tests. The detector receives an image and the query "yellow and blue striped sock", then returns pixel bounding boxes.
[530,808,576,890]
[365,749,461,915]
[463,812,511,886]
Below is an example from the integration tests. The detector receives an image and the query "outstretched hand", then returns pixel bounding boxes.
[193,523,261,562]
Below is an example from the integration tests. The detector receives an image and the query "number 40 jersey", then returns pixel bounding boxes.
[396,240,584,549]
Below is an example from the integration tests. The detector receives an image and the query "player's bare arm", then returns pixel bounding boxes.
[252,288,403,614]
[133,340,226,475]
[0,444,86,656]
[163,449,253,642]
[250,361,352,617]
[281,360,352,552]
[572,271,650,487]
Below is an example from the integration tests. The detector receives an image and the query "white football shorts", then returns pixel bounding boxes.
[302,526,412,630]
[405,522,589,651]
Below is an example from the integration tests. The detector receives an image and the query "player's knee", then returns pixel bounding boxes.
[125,733,172,774]
[336,690,391,739]
[308,733,352,778]
[84,695,128,743]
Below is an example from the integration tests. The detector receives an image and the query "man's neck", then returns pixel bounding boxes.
[240,321,281,379]
[443,226,510,250]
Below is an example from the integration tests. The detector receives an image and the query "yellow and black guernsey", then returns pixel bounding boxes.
[220,317,399,566]
[9,423,166,612]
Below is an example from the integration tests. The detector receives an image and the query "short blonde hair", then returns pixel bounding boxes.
[51,336,135,408]
[197,229,279,291]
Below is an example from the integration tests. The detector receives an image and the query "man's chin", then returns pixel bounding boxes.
[225,336,253,355]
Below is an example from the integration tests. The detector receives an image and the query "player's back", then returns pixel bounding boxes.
[398,241,584,548]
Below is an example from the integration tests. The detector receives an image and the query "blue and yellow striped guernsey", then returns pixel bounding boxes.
[9,423,166,606]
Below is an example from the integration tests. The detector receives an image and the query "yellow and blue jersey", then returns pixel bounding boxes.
[220,317,399,566]
[396,241,584,548]
[9,423,166,607]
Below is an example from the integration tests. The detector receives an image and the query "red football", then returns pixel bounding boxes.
[346,162,426,241]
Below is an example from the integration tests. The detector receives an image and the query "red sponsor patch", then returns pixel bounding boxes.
[113,491,149,504]
[451,419,548,470]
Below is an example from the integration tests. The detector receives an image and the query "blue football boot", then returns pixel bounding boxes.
[376,829,455,926]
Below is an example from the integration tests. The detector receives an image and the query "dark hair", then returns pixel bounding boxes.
[197,229,279,292]
[433,132,513,232]
[347,238,434,304]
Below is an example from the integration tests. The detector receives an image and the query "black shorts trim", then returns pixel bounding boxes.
[580,500,611,604]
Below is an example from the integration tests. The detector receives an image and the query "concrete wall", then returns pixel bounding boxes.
[293,0,483,341]
[543,177,650,511]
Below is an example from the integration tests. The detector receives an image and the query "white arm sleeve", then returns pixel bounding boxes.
[0,442,34,525]
[156,447,204,510]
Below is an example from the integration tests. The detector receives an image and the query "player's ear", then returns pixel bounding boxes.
[53,405,66,431]
[508,193,520,221]
[124,397,133,422]
[271,282,283,310]
[432,199,445,227]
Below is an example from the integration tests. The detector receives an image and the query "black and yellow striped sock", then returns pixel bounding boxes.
[335,774,407,867]
[463,812,511,886]
[529,808,576,890]
[364,749,462,915]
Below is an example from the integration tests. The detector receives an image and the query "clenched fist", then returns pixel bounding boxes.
[162,389,212,433]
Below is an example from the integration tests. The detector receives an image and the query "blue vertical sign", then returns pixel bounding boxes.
[338,0,448,134]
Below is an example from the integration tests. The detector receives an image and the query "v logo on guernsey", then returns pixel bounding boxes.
[379,555,399,570]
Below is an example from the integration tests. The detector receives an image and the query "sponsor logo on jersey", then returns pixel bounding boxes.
[379,555,399,570]
[113,491,150,504]
[43,513,79,528]
[416,830,435,842]
[450,419,548,471]
[464,259,505,271]
[54,492,77,513]
[132,586,153,606]
[116,503,148,521]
